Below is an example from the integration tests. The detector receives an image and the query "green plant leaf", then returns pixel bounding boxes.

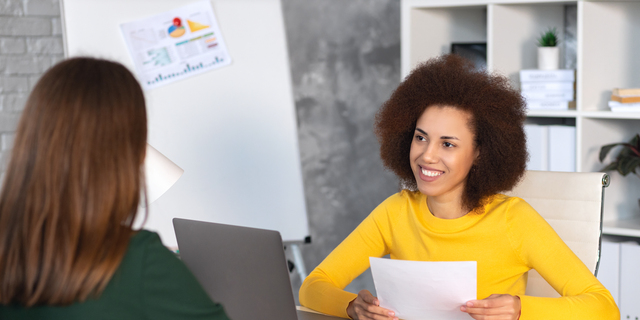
[599,143,625,162]
[630,133,640,147]
[629,157,640,174]
[601,162,619,172]
[616,143,637,161]
[616,161,626,176]
[538,27,559,47]
[599,134,640,173]
[618,156,640,176]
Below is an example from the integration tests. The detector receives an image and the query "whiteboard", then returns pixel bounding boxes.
[61,0,309,247]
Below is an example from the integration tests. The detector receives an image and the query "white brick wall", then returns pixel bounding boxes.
[0,0,62,171]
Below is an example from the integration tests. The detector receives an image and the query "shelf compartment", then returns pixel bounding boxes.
[408,5,486,72]
[580,118,640,221]
[490,2,570,89]
[579,1,640,112]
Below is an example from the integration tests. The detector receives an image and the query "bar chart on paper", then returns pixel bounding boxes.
[147,57,227,86]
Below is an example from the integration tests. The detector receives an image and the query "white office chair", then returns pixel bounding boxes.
[505,170,610,298]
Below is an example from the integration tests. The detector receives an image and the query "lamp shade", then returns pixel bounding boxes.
[144,144,184,205]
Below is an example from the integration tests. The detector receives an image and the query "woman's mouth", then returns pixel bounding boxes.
[421,167,443,177]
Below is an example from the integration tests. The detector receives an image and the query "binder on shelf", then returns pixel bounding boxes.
[611,107,640,112]
[519,69,575,82]
[526,101,574,110]
[597,240,620,304]
[524,124,576,172]
[620,241,640,319]
[522,91,574,101]
[548,125,576,172]
[608,100,640,112]
[520,70,575,110]
[521,82,574,92]
[524,124,548,171]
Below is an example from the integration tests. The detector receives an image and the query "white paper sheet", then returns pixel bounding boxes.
[370,257,476,320]
[120,0,232,90]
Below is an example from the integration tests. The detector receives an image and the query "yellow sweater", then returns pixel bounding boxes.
[299,191,618,319]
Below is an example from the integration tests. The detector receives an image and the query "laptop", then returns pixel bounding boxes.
[173,218,343,320]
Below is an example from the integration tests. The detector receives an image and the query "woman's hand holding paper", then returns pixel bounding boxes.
[461,294,521,320]
[346,290,398,320]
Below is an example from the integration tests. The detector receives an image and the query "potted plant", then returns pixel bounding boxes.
[599,133,640,177]
[537,27,560,70]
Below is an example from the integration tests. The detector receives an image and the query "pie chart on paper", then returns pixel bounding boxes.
[187,19,210,33]
[168,17,186,38]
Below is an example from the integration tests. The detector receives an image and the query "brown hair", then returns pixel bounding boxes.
[375,54,527,212]
[0,57,147,306]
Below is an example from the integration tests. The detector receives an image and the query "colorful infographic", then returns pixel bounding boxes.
[120,1,232,90]
[168,18,186,38]
[140,47,173,71]
[187,19,209,32]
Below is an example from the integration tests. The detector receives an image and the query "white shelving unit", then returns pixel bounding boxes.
[603,217,640,238]
[401,0,640,235]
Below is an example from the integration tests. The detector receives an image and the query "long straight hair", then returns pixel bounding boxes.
[0,57,147,306]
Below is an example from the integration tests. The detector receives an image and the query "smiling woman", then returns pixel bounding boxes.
[299,55,619,320]
[375,55,527,215]
[409,106,479,219]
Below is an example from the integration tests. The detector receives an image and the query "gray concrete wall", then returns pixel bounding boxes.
[282,0,401,301]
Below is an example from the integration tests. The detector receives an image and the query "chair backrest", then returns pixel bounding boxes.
[504,170,609,298]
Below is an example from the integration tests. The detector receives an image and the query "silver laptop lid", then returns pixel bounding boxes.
[173,218,298,320]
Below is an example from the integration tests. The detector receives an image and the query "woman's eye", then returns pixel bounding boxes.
[443,142,454,148]
[416,135,426,141]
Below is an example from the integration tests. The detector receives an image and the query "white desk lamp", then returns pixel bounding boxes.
[143,144,184,205]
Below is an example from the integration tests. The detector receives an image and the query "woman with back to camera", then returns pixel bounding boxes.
[0,57,230,319]
[299,54,619,320]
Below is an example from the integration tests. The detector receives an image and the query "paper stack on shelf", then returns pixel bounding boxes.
[524,124,575,172]
[520,69,575,110]
[609,88,640,112]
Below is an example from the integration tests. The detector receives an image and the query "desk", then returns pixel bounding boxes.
[297,306,345,319]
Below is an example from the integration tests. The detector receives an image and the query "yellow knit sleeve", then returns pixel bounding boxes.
[299,193,401,318]
[505,198,619,320]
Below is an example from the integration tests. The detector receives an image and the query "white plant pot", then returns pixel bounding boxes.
[538,47,560,70]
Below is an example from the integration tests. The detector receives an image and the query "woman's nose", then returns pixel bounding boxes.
[421,143,438,163]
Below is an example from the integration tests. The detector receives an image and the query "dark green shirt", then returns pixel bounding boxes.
[0,230,230,320]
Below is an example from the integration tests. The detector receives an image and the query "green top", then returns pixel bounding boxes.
[0,230,230,320]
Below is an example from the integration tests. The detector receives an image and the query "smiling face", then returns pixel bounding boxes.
[409,106,479,203]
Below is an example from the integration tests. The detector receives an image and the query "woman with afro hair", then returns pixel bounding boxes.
[299,54,618,320]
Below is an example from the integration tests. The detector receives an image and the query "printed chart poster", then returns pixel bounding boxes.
[120,0,231,90]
